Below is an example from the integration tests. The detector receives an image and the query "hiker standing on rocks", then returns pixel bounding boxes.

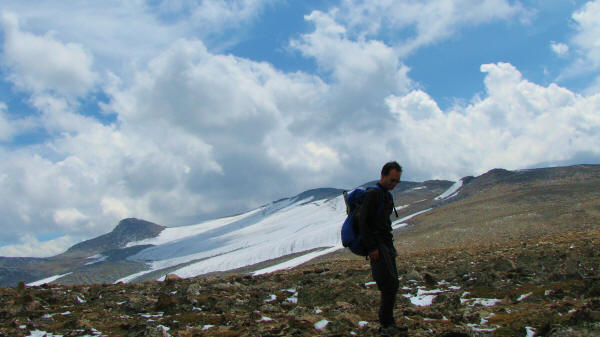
[358,161,405,336]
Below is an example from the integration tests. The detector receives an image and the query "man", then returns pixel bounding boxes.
[358,161,405,336]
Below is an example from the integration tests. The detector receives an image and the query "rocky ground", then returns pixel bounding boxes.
[1,229,599,337]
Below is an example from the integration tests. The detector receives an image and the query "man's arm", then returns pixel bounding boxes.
[358,189,378,255]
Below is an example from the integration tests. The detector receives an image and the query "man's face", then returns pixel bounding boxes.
[381,169,401,190]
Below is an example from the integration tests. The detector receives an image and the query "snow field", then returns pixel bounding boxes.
[118,196,346,282]
[126,208,265,248]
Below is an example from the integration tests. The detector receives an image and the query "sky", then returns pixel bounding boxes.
[0,0,599,257]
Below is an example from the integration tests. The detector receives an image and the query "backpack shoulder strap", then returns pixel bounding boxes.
[367,185,398,217]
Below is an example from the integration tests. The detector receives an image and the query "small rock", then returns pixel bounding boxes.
[155,294,177,312]
[123,299,147,313]
[261,304,279,313]
[214,282,234,291]
[436,330,471,337]
[463,310,480,324]
[186,283,201,296]
[23,299,42,313]
[164,274,181,282]
[335,301,354,310]
[337,313,362,327]
[288,316,316,330]
[493,257,516,272]
[590,311,600,322]
[423,272,438,286]
[406,270,422,282]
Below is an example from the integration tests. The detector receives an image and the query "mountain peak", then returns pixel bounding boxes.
[61,218,165,257]
[113,218,165,236]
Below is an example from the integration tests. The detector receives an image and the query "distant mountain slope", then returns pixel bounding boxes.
[10,164,600,287]
[0,219,165,286]
[390,164,600,254]
[60,218,165,257]
[15,188,349,286]
[4,180,459,286]
[284,188,345,203]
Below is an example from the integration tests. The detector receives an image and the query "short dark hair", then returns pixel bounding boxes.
[381,161,402,176]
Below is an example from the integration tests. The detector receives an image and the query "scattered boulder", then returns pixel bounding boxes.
[186,283,201,296]
[493,257,516,272]
[155,294,177,312]
[164,274,181,282]
[405,270,422,282]
[423,272,438,286]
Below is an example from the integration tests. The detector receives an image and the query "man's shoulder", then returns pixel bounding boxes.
[365,186,380,193]
[366,185,393,200]
[364,186,384,198]
[367,184,387,192]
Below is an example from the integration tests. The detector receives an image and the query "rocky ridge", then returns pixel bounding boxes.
[62,219,166,257]
[0,219,165,287]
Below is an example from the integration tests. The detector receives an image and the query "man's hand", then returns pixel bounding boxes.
[369,249,380,261]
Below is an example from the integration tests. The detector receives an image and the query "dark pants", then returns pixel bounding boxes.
[370,244,399,326]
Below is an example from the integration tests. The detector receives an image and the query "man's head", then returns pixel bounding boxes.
[379,161,402,190]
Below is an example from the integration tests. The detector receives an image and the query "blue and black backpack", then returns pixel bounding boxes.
[341,185,392,256]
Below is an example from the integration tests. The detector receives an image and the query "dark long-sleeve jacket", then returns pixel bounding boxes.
[357,183,395,253]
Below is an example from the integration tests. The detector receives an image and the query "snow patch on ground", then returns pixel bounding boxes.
[27,331,63,337]
[314,319,329,330]
[392,208,432,229]
[405,294,437,306]
[517,292,533,301]
[417,288,445,295]
[84,254,107,266]
[435,180,463,200]
[264,294,277,302]
[27,272,73,286]
[253,247,340,275]
[461,298,503,306]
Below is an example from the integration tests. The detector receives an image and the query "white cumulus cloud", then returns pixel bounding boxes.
[386,62,600,179]
[0,1,274,73]
[292,10,412,94]
[0,11,98,97]
[558,0,600,92]
[53,208,90,231]
[331,0,529,55]
[571,0,600,68]
[0,234,75,258]
[0,103,15,142]
[550,41,569,57]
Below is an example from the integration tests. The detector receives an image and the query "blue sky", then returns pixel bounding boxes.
[0,0,599,257]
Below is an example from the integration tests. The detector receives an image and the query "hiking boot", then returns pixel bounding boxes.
[379,324,408,337]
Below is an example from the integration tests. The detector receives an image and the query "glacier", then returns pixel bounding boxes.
[117,194,348,282]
